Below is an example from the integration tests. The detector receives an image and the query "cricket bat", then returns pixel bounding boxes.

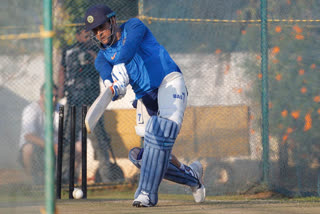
[85,86,114,133]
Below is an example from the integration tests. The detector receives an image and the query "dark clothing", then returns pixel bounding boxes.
[60,41,112,183]
[132,89,159,117]
[61,41,100,105]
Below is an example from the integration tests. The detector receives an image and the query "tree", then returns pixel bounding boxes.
[242,1,320,174]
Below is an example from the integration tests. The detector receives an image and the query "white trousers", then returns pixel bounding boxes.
[158,72,188,128]
[135,72,188,137]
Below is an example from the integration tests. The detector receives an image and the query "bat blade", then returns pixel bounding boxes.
[85,86,113,133]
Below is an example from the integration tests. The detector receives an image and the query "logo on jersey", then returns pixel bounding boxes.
[87,16,94,23]
[173,92,186,101]
[111,52,117,60]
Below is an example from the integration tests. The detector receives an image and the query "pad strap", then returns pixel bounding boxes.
[135,116,179,205]
[129,147,199,187]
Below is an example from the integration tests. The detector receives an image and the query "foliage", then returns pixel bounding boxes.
[242,1,320,164]
[0,0,43,55]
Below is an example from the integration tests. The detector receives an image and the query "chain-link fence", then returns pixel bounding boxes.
[0,1,46,212]
[1,0,320,212]
[265,1,320,197]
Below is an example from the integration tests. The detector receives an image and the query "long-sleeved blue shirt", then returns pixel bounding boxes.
[95,18,181,99]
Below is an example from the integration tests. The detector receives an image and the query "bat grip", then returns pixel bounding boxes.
[109,86,114,94]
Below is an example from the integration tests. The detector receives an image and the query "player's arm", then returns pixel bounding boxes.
[25,129,59,155]
[21,106,45,148]
[95,52,113,87]
[109,19,146,94]
[105,19,146,99]
[116,18,147,64]
[24,134,45,148]
[95,53,126,100]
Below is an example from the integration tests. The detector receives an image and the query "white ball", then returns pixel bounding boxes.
[72,188,83,199]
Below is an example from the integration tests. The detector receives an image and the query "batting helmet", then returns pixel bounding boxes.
[84,5,116,32]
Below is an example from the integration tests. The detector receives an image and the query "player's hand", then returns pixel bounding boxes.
[111,63,129,86]
[112,81,127,101]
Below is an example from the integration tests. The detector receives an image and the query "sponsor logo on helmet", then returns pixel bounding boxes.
[87,16,94,23]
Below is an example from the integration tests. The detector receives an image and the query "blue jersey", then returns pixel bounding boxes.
[95,18,181,99]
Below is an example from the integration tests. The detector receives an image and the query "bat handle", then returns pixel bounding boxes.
[109,86,114,95]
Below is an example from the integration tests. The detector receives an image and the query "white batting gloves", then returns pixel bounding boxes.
[111,63,129,86]
[112,81,127,101]
[111,63,129,101]
[103,79,125,101]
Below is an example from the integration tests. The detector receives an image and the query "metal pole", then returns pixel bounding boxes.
[69,106,76,199]
[43,0,55,213]
[56,105,64,199]
[260,0,269,185]
[138,0,144,18]
[82,105,87,199]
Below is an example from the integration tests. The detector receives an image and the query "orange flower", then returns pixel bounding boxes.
[317,109,320,115]
[256,55,261,60]
[293,25,303,34]
[215,49,222,54]
[281,110,288,117]
[300,87,307,94]
[250,129,255,134]
[299,69,305,75]
[236,88,243,94]
[287,0,291,5]
[291,111,300,119]
[241,30,246,35]
[295,34,304,40]
[258,73,262,79]
[275,26,282,33]
[272,46,280,55]
[269,102,273,109]
[314,96,320,103]
[310,64,316,69]
[282,134,288,143]
[304,113,312,131]
[275,74,282,81]
[297,56,302,62]
[287,128,293,134]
